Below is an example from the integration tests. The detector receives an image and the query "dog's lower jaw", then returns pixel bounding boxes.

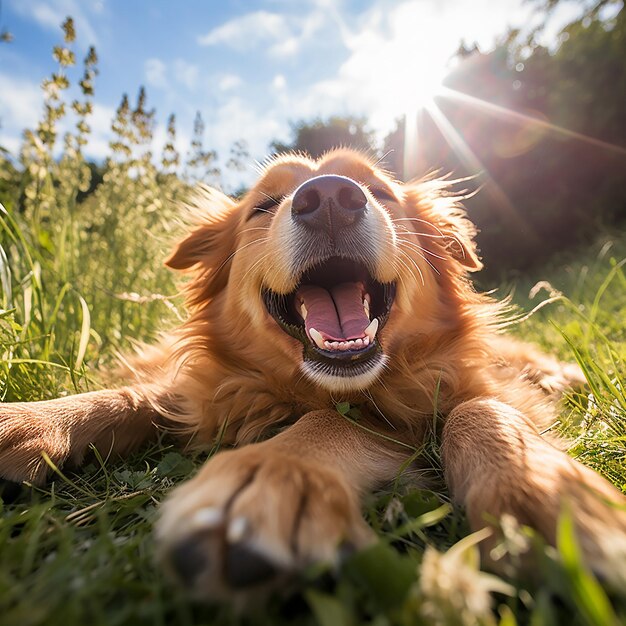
[300,354,388,393]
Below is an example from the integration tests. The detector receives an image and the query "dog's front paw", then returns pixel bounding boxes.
[476,450,626,589]
[156,444,373,599]
[0,404,70,485]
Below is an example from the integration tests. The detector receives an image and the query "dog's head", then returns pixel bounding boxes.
[167,149,482,393]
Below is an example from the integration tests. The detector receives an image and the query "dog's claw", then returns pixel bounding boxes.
[225,542,280,588]
[191,506,224,530]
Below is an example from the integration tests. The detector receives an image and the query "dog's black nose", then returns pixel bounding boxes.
[291,175,367,233]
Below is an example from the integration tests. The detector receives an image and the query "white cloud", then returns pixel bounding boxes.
[217,74,242,92]
[145,58,200,91]
[0,74,42,133]
[269,36,299,58]
[12,0,100,47]
[145,58,168,89]
[198,11,287,51]
[173,60,199,91]
[30,4,65,31]
[272,74,287,90]
[197,9,326,58]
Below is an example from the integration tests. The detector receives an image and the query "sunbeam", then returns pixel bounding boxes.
[403,96,537,241]
[439,85,626,156]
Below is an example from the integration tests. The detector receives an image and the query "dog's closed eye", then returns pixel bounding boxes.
[249,196,283,219]
[369,187,397,204]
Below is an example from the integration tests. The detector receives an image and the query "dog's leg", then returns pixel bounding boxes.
[0,387,161,484]
[442,398,626,587]
[491,335,586,395]
[157,409,408,598]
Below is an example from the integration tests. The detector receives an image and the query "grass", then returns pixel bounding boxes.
[1,197,626,625]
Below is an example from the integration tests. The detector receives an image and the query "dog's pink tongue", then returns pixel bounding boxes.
[297,283,369,342]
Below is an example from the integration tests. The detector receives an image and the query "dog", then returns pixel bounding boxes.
[1,149,625,599]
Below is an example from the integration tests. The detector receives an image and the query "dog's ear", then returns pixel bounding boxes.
[165,187,240,296]
[404,181,483,273]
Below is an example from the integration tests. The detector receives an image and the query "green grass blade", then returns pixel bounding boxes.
[74,294,91,373]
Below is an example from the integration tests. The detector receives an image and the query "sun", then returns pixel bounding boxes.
[338,4,453,156]
[354,39,450,134]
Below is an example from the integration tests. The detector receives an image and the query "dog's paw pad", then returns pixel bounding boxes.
[169,533,213,587]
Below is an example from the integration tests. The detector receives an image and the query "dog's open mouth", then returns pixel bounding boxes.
[263,257,396,384]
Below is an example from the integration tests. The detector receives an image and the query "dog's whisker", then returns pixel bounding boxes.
[249,207,276,216]
[213,237,268,276]
[240,252,272,285]
[373,149,394,169]
[392,260,413,295]
[398,241,441,277]
[396,249,426,287]
[391,253,417,292]
[397,236,448,261]
[238,226,271,236]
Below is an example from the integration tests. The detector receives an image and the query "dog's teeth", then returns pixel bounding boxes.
[363,297,370,320]
[309,327,326,350]
[300,302,307,321]
[191,507,224,529]
[364,318,379,341]
[324,340,332,349]
[363,336,370,346]
[354,338,363,348]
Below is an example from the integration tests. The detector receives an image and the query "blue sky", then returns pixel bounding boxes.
[0,0,583,189]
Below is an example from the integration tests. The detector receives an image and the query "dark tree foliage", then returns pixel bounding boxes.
[271,116,377,159]
[383,6,626,276]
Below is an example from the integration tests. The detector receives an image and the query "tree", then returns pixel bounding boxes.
[226,139,250,173]
[184,111,220,185]
[161,113,180,175]
[270,116,377,159]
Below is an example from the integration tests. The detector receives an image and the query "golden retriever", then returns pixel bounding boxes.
[1,149,625,598]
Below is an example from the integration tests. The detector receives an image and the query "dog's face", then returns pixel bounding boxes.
[167,150,482,393]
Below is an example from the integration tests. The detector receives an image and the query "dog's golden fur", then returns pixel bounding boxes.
[1,149,624,597]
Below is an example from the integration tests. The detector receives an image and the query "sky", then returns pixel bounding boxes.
[0,0,585,190]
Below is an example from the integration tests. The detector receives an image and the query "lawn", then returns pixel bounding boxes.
[1,186,625,626]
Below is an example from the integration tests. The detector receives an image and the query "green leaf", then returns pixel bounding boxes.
[336,402,351,416]
[401,490,444,518]
[306,589,354,626]
[156,452,195,478]
[393,503,453,538]
[343,542,416,609]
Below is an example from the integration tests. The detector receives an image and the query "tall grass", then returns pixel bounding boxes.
[0,17,625,626]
